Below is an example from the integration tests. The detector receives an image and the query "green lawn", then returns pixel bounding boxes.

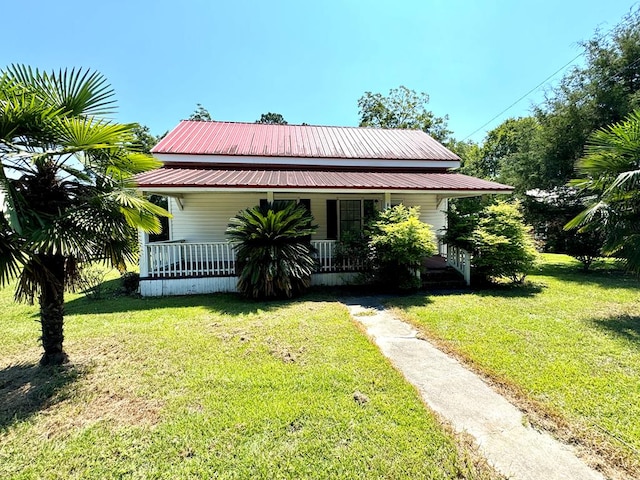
[389,254,640,477]
[0,280,496,479]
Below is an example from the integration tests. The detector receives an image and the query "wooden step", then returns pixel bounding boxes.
[421,267,467,290]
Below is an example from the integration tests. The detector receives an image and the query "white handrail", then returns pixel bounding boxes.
[146,242,236,278]
[145,240,363,278]
[444,244,471,286]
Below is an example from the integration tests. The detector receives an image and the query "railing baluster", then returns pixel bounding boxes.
[147,241,356,278]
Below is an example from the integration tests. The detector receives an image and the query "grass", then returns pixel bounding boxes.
[0,276,497,479]
[388,254,640,478]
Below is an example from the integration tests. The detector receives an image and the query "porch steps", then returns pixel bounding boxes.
[421,266,467,290]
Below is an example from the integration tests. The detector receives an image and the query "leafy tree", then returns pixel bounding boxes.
[256,112,287,125]
[448,139,484,178]
[444,202,537,284]
[226,202,317,299]
[441,197,490,252]
[357,86,451,142]
[483,117,542,192]
[471,202,538,284]
[533,7,640,190]
[130,123,161,154]
[189,103,212,121]
[566,109,640,274]
[0,65,169,365]
[523,187,604,270]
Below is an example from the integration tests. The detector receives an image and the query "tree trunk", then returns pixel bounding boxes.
[39,255,68,366]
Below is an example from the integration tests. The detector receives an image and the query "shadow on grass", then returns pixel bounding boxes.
[382,282,545,310]
[64,279,547,318]
[63,284,355,318]
[64,292,291,317]
[536,261,639,290]
[591,314,640,344]
[0,363,84,430]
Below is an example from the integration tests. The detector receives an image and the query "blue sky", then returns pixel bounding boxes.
[3,1,637,141]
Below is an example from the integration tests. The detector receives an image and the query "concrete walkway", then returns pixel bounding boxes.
[343,297,605,480]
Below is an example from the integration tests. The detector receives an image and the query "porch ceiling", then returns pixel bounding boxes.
[135,168,513,193]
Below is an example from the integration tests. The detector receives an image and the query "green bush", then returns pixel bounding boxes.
[369,205,437,291]
[226,202,317,299]
[121,271,140,295]
[470,202,538,284]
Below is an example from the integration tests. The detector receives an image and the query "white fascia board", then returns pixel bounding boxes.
[154,153,460,170]
[141,187,513,196]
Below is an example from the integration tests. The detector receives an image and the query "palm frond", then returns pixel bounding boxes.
[0,167,23,234]
[5,65,116,117]
[53,116,131,152]
[0,223,28,286]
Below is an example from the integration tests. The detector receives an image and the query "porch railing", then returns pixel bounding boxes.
[143,240,362,278]
[442,243,472,286]
[312,240,363,272]
[146,241,236,278]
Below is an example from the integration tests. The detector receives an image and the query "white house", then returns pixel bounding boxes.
[135,120,512,296]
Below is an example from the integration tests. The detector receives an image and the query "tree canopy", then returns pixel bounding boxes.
[189,103,212,121]
[357,86,451,142]
[446,7,640,261]
[256,112,287,124]
[472,8,640,194]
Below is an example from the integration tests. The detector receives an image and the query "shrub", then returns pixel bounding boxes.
[226,202,317,299]
[121,271,140,295]
[470,202,538,284]
[522,187,604,270]
[334,230,372,272]
[441,197,490,251]
[368,205,437,291]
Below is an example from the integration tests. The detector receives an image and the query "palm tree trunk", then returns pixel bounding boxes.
[39,255,68,366]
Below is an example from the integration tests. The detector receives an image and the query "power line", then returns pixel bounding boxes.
[462,8,640,141]
[462,52,584,141]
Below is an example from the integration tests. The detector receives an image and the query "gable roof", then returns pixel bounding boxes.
[151,120,460,161]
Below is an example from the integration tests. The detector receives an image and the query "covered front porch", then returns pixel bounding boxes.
[138,237,471,296]
[133,172,509,296]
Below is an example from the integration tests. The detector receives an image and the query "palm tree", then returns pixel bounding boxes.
[226,202,317,299]
[0,65,169,365]
[566,109,640,273]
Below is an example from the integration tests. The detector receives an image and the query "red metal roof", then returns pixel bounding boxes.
[151,121,460,161]
[135,168,513,192]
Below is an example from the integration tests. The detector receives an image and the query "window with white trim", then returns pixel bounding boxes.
[327,199,377,240]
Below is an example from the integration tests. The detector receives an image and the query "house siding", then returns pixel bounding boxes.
[394,194,447,236]
[166,192,446,243]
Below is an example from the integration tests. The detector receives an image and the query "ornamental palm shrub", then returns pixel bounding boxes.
[226,202,317,299]
[470,202,538,284]
[0,65,169,365]
[566,109,640,274]
[369,205,437,291]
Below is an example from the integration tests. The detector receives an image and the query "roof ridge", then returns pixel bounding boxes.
[179,119,427,132]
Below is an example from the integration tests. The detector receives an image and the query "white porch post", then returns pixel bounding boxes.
[384,191,391,209]
[139,229,149,277]
[267,191,274,203]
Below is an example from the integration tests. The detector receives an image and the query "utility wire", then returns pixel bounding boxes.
[462,52,585,141]
[462,9,639,141]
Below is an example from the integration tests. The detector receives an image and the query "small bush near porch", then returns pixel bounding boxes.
[388,254,640,478]
[0,282,496,479]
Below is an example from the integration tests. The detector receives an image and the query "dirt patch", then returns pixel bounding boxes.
[1,342,164,439]
[37,387,162,438]
[265,336,306,364]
